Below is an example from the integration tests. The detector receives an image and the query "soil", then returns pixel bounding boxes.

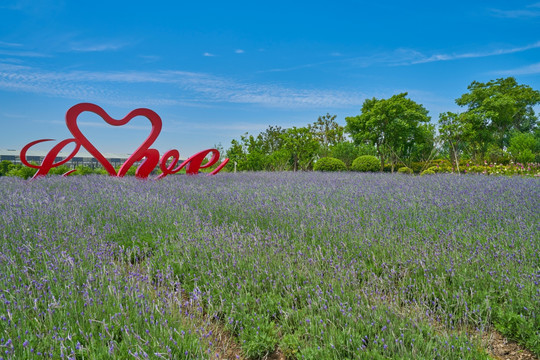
[484,330,538,360]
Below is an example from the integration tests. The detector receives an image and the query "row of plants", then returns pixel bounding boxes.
[313,156,540,176]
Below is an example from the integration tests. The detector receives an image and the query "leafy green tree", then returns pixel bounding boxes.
[266,148,291,171]
[281,127,319,171]
[345,93,431,171]
[438,112,467,170]
[225,138,247,171]
[400,123,435,166]
[330,142,360,168]
[309,113,344,157]
[456,77,540,155]
[260,125,286,155]
[508,132,539,164]
[225,133,268,171]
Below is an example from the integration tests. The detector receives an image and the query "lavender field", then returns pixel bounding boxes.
[0,173,538,359]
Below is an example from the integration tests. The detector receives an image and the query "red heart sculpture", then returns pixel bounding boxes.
[65,103,162,177]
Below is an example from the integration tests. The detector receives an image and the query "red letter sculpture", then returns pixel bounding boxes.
[20,103,229,179]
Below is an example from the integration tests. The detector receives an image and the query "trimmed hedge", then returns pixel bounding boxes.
[420,169,436,176]
[351,155,380,172]
[397,166,413,175]
[313,157,347,172]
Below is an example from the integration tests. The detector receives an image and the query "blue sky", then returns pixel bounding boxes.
[1,0,539,157]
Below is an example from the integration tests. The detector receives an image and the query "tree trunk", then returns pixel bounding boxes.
[377,144,384,172]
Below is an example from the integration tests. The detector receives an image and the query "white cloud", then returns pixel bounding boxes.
[492,62,540,75]
[235,49,245,54]
[490,3,540,18]
[401,41,540,65]
[70,42,127,52]
[0,64,366,108]
[0,41,23,47]
[203,52,215,57]
[0,49,49,57]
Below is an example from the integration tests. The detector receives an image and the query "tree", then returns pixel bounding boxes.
[330,142,360,168]
[309,113,344,156]
[260,125,286,154]
[438,112,467,171]
[456,77,540,155]
[508,132,539,164]
[281,127,319,171]
[345,93,431,171]
[225,138,247,171]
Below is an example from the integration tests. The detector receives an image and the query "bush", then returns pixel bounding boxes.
[397,166,413,174]
[351,155,380,172]
[0,160,14,176]
[420,169,435,176]
[313,157,347,172]
[410,162,424,174]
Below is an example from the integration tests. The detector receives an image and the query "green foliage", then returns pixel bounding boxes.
[0,160,15,176]
[309,113,344,157]
[48,165,72,175]
[420,169,435,176]
[508,132,539,164]
[281,126,319,171]
[351,155,380,172]
[313,157,347,172]
[266,148,291,171]
[74,165,96,175]
[455,77,540,159]
[6,163,38,179]
[397,166,413,174]
[280,333,302,359]
[346,92,432,171]
[238,316,278,358]
[329,142,359,168]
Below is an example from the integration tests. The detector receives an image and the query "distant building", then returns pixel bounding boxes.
[0,149,131,169]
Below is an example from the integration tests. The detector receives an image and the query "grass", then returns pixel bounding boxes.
[0,173,538,359]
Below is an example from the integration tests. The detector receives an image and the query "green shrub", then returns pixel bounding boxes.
[397,166,413,174]
[0,160,14,176]
[420,169,435,176]
[351,155,380,172]
[6,163,38,179]
[313,157,347,172]
[49,165,72,175]
[410,162,424,174]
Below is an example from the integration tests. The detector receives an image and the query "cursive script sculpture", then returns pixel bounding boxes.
[20,103,229,179]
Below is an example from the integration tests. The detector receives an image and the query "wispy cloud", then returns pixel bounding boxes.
[235,49,245,54]
[263,41,540,73]
[70,41,128,52]
[0,63,366,108]
[203,52,215,57]
[492,62,540,76]
[490,2,540,18]
[138,54,160,63]
[0,49,50,57]
[0,41,22,47]
[397,41,540,65]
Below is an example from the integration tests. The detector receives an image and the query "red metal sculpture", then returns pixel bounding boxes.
[20,103,229,179]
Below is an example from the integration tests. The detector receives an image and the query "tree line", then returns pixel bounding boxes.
[225,77,540,172]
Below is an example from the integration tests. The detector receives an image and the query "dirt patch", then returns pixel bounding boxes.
[484,330,538,360]
[263,349,286,360]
